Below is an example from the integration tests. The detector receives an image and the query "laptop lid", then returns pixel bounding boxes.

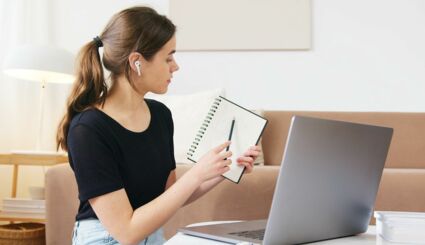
[263,116,393,244]
[179,116,393,245]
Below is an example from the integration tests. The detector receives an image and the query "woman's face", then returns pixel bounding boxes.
[137,35,179,94]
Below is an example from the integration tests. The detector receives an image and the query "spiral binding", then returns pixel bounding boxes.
[187,97,223,158]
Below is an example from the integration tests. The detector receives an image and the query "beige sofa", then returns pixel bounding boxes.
[45,111,425,244]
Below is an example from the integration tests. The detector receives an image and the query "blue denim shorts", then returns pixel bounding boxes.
[72,218,165,245]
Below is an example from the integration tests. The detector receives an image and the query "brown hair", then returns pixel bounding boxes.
[56,6,176,151]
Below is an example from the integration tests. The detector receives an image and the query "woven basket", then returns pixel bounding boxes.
[0,223,45,245]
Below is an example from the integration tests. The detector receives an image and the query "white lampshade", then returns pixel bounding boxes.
[3,45,74,83]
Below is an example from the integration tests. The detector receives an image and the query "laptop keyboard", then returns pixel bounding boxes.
[229,229,265,240]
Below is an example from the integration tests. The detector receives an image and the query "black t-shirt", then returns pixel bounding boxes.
[67,99,176,221]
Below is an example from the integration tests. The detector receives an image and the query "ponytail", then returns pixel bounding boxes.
[56,39,107,151]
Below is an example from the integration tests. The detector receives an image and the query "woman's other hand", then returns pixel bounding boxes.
[237,145,261,174]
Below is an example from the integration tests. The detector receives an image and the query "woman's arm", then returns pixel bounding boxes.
[89,141,232,245]
[183,175,224,205]
[166,171,224,206]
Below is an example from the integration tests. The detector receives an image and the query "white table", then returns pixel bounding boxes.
[165,223,395,245]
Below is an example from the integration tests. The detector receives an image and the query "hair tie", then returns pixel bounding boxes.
[93,36,103,48]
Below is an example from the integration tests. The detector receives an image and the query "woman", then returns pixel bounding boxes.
[56,6,261,245]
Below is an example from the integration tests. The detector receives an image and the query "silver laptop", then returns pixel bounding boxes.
[179,116,393,245]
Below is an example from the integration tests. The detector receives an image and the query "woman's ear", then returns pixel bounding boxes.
[128,52,145,75]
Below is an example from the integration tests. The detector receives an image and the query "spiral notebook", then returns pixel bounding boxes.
[187,96,268,183]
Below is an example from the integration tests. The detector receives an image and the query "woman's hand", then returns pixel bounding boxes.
[190,141,232,183]
[237,145,261,174]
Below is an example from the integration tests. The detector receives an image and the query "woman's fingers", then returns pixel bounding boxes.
[213,141,231,153]
[237,156,254,173]
[216,159,231,174]
[249,145,261,151]
[243,146,261,158]
[237,156,254,164]
[244,164,253,173]
[244,150,260,157]
[218,150,232,160]
[219,165,230,174]
[237,161,253,173]
[220,159,232,167]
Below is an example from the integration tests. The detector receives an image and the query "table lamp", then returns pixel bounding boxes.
[2,45,75,150]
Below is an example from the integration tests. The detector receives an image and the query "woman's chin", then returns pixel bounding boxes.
[153,87,168,95]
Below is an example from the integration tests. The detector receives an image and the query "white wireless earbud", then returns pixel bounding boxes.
[135,60,141,76]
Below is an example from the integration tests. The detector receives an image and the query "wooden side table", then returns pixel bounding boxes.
[0,153,68,222]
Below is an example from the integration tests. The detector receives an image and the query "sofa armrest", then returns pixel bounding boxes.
[163,165,280,239]
[45,163,79,245]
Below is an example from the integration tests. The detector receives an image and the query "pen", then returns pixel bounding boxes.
[226,118,235,152]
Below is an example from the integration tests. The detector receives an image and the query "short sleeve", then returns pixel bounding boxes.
[68,123,124,201]
[164,106,177,171]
